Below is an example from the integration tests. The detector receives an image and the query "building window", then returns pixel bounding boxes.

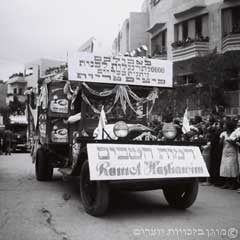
[13,88,17,94]
[25,67,33,76]
[223,6,240,36]
[232,6,240,34]
[174,24,181,41]
[182,21,188,40]
[195,16,202,38]
[172,15,209,48]
[151,30,167,56]
[162,30,166,47]
[19,88,22,95]
[126,21,130,52]
[175,21,189,41]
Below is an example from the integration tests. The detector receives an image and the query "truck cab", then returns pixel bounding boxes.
[8,115,28,152]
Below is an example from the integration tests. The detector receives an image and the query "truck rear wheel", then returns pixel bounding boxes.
[80,161,109,217]
[163,179,199,209]
[35,148,53,181]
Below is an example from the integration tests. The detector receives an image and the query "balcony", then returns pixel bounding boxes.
[152,54,167,60]
[172,40,209,62]
[222,33,240,53]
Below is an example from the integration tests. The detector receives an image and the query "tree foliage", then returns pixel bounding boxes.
[155,51,240,117]
[191,50,240,109]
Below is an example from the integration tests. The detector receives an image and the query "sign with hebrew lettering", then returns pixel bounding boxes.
[87,144,209,180]
[68,52,173,88]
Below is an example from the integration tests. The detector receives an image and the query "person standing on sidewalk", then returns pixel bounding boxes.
[219,120,239,190]
[208,118,223,186]
[229,120,240,193]
[3,129,12,155]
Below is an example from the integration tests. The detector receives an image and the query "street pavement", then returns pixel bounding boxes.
[0,153,240,240]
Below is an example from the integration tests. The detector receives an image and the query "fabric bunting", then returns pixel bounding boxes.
[63,81,159,117]
[81,83,158,117]
[82,82,118,97]
[38,84,48,109]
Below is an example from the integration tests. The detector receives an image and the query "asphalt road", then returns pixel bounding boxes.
[0,153,240,240]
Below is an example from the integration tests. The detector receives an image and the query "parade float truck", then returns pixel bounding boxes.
[26,52,209,216]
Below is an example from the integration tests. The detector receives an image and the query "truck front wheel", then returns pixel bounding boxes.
[35,148,53,181]
[163,179,199,209]
[80,161,109,217]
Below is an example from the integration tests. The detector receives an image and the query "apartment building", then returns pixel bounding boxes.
[24,58,66,89]
[114,0,240,116]
[113,3,149,55]
[147,0,240,60]
[149,0,240,115]
[6,74,27,105]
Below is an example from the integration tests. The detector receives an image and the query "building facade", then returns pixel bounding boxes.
[113,0,240,117]
[0,80,7,110]
[0,80,7,129]
[6,74,27,106]
[113,11,149,55]
[147,0,240,60]
[24,58,66,89]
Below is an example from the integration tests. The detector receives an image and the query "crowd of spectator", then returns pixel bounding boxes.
[150,114,240,193]
[171,35,209,49]
[1,110,240,193]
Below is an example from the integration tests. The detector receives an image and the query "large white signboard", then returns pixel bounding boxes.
[68,52,173,88]
[87,144,209,180]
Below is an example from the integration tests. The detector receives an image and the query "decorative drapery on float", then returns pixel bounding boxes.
[63,81,159,117]
[24,58,161,119]
[31,66,159,118]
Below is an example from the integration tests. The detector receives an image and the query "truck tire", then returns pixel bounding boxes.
[35,148,53,181]
[80,160,109,217]
[163,179,199,209]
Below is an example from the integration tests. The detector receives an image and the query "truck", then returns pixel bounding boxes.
[26,52,209,216]
[8,114,28,152]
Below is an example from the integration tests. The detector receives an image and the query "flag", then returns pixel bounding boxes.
[93,106,107,139]
[182,108,190,134]
[99,106,107,129]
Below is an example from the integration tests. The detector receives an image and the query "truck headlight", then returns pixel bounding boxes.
[113,121,129,138]
[162,123,177,140]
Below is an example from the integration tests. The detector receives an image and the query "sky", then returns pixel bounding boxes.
[0,0,142,81]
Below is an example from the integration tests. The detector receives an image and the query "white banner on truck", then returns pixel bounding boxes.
[68,52,173,88]
[87,143,209,180]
